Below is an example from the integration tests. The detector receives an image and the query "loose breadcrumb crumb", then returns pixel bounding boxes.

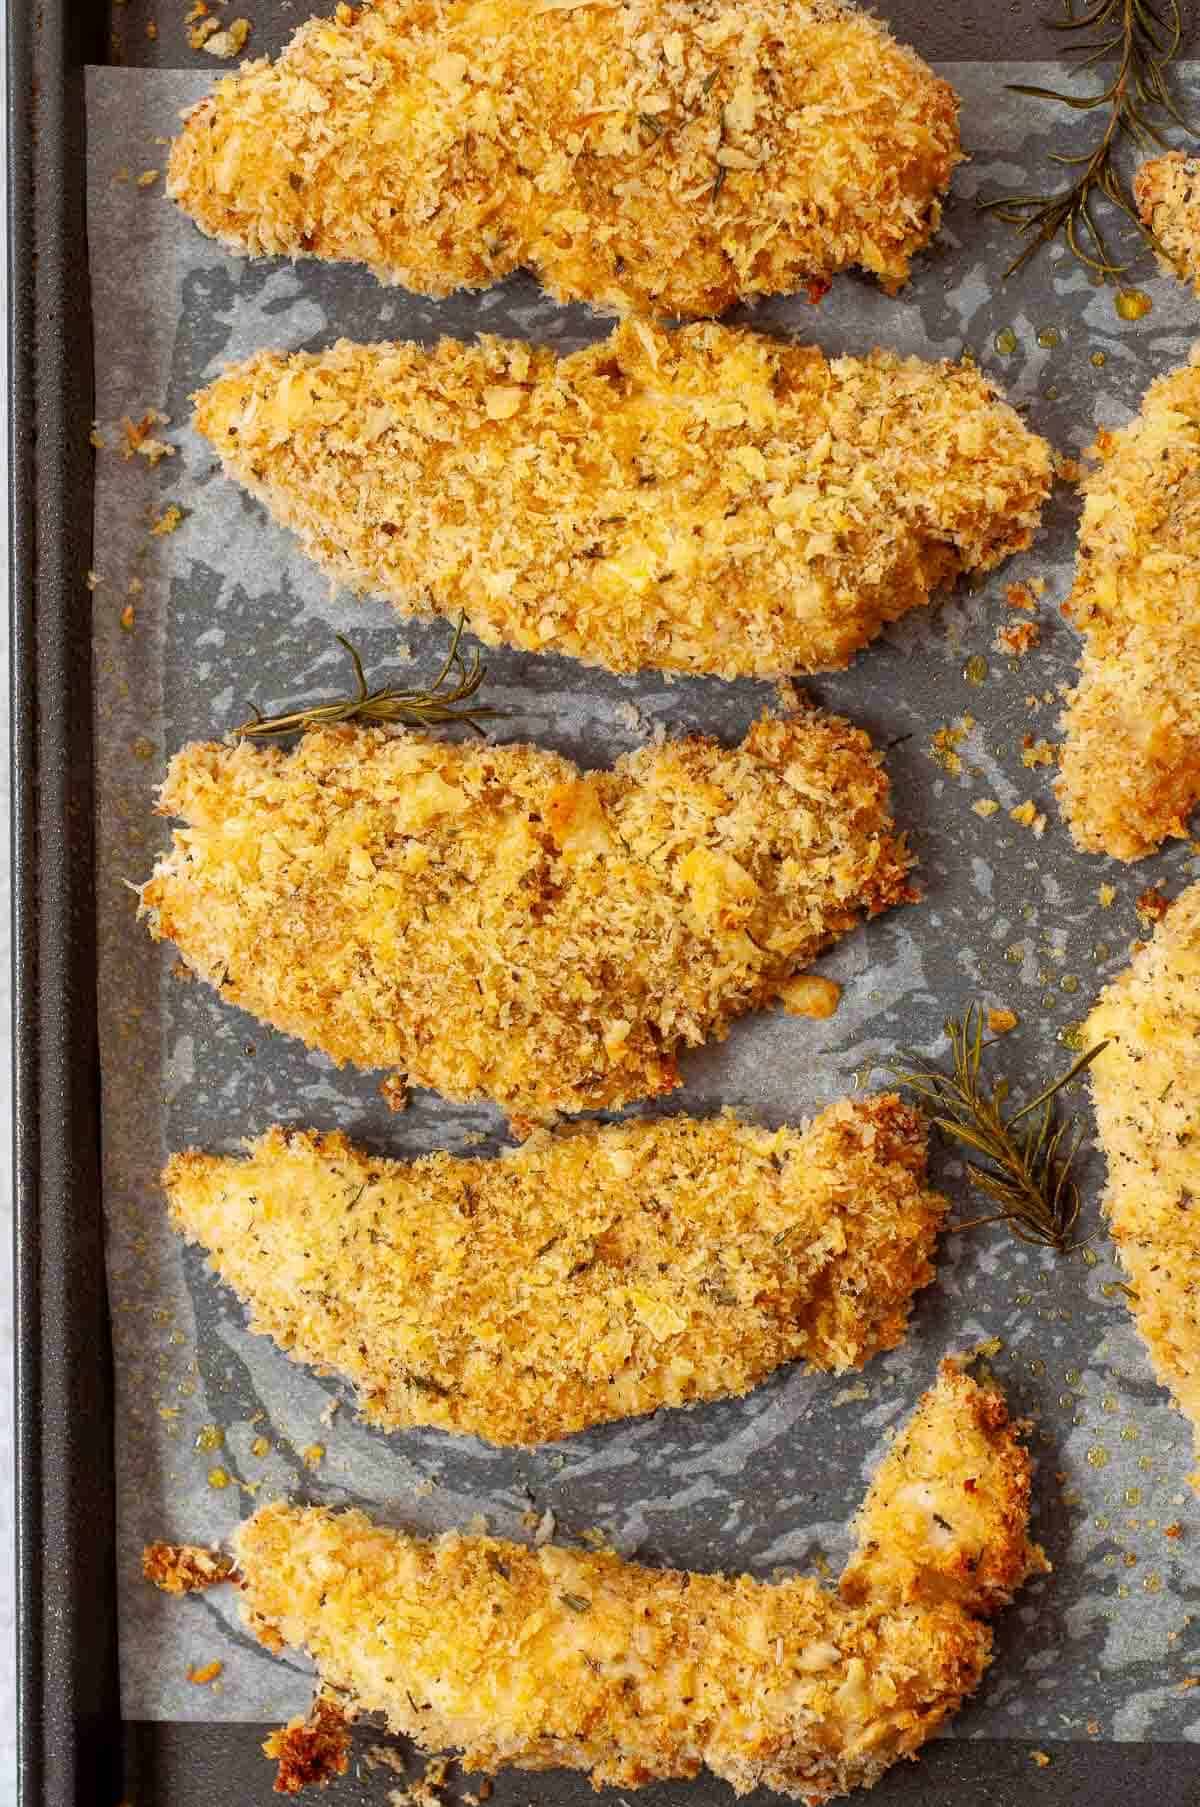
[164,1101,947,1445]
[1020,738,1056,769]
[972,799,1000,819]
[263,1697,351,1795]
[1099,883,1117,908]
[777,975,842,1019]
[996,621,1041,659]
[1009,801,1046,837]
[150,503,184,536]
[1031,1751,1052,1768]
[1086,883,1200,1490]
[1005,582,1037,612]
[186,1660,223,1684]
[218,1360,1043,1801]
[204,17,251,57]
[142,1542,238,1594]
[1058,354,1200,860]
[1136,886,1172,924]
[167,0,962,317]
[122,410,175,464]
[987,1008,1018,1034]
[140,712,915,1118]
[192,323,1052,681]
[137,168,160,187]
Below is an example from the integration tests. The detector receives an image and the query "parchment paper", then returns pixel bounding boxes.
[88,64,1200,1740]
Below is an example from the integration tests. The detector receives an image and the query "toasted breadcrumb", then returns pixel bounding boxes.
[212,1360,1042,1801]
[1009,801,1046,837]
[142,1541,238,1594]
[987,1008,1018,1034]
[1005,582,1037,612]
[163,1099,948,1445]
[167,0,961,318]
[263,1697,352,1795]
[1085,883,1200,1489]
[139,712,914,1118]
[186,1660,223,1684]
[972,799,1000,819]
[192,323,1051,682]
[1057,354,1200,861]
[777,975,842,1019]
[1136,885,1172,925]
[1135,154,1200,291]
[1020,738,1056,770]
[995,621,1041,659]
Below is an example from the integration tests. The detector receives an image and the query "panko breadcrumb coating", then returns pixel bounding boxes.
[1135,153,1200,291]
[163,1099,948,1446]
[166,0,962,319]
[147,1361,1044,1800]
[139,711,914,1119]
[1057,353,1200,861]
[1085,883,1200,1488]
[194,323,1053,682]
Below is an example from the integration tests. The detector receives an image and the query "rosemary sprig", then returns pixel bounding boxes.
[889,1004,1109,1252]
[980,0,1191,278]
[232,615,499,740]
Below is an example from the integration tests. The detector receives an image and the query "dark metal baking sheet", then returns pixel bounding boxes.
[13,0,1200,1802]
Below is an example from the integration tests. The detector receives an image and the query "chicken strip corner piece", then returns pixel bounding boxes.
[139,709,915,1120]
[1136,153,1200,292]
[162,1096,949,1446]
[165,0,962,319]
[1056,351,1200,861]
[192,322,1054,683]
[144,1360,1044,1799]
[1084,881,1200,1489]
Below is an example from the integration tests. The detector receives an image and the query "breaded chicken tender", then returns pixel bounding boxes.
[166,0,962,319]
[1057,353,1200,861]
[1135,153,1200,290]
[193,323,1053,682]
[163,1098,948,1445]
[1085,883,1200,1488]
[146,1361,1045,1801]
[139,711,914,1119]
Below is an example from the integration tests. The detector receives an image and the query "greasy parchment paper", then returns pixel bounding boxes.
[88,64,1200,1741]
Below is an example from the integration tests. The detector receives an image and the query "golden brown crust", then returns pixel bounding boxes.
[228,1363,1042,1800]
[263,1697,353,1795]
[193,323,1053,682]
[1085,883,1200,1488]
[1056,353,1200,861]
[142,1541,240,1595]
[139,712,914,1118]
[163,1097,948,1445]
[166,0,961,318]
[840,1357,1048,1618]
[1135,153,1200,291]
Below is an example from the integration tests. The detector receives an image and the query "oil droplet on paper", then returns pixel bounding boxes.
[963,654,989,685]
[194,1424,224,1452]
[994,327,1018,356]
[1037,326,1062,349]
[206,1466,231,1490]
[1087,1445,1111,1469]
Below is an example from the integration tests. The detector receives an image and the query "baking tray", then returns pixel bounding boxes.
[11,1,1200,1802]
